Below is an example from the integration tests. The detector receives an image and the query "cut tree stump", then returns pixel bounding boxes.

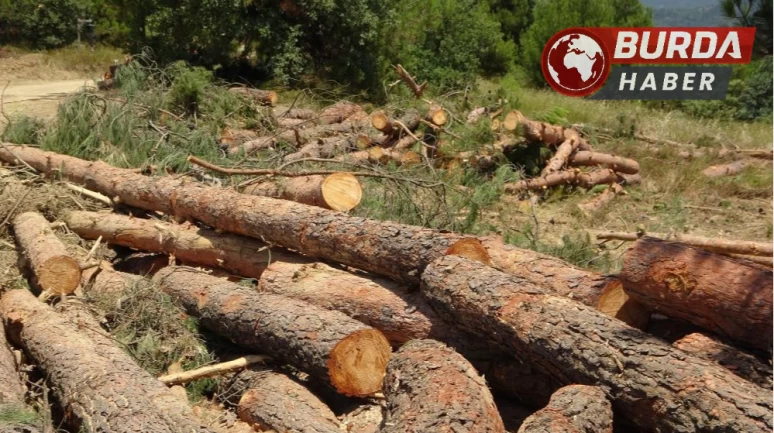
[568,151,640,174]
[235,370,341,433]
[228,87,277,106]
[620,237,772,350]
[243,173,362,212]
[0,290,214,433]
[517,385,612,433]
[13,212,80,295]
[370,110,420,136]
[64,211,297,279]
[420,255,772,433]
[673,332,772,389]
[153,266,391,396]
[382,339,505,433]
[594,230,773,257]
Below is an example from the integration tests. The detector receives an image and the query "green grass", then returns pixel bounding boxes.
[0,404,41,426]
[1,115,45,144]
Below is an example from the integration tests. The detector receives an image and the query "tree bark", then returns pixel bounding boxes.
[541,138,579,175]
[284,135,357,161]
[502,111,591,150]
[235,370,341,433]
[504,169,617,193]
[152,266,391,396]
[420,255,772,433]
[64,211,297,279]
[0,319,26,406]
[382,339,505,433]
[274,107,317,120]
[569,151,640,174]
[81,262,143,294]
[620,237,772,350]
[0,289,214,433]
[243,173,363,212]
[673,332,772,389]
[228,87,277,106]
[594,230,773,257]
[218,128,259,148]
[234,120,366,155]
[517,385,612,433]
[318,101,367,125]
[577,184,623,216]
[367,147,421,166]
[13,211,80,295]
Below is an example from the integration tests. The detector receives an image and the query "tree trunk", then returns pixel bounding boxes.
[228,87,277,106]
[426,104,447,126]
[504,169,617,193]
[0,289,214,433]
[382,339,505,433]
[370,110,420,136]
[13,212,80,295]
[673,332,772,389]
[235,370,341,433]
[243,173,363,212]
[64,211,297,279]
[541,138,579,175]
[318,101,367,125]
[420,255,772,433]
[620,237,772,350]
[517,385,612,433]
[234,120,366,155]
[152,266,391,396]
[569,151,640,174]
[594,230,773,257]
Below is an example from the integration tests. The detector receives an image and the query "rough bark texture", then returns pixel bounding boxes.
[64,211,297,279]
[517,385,612,433]
[569,151,640,174]
[0,289,213,433]
[236,370,341,433]
[0,320,26,405]
[541,138,579,175]
[228,87,277,106]
[594,230,773,257]
[284,135,356,161]
[13,211,80,295]
[370,110,420,136]
[673,332,772,389]
[577,184,623,216]
[243,173,363,212]
[426,104,447,126]
[382,339,505,433]
[702,159,756,177]
[153,266,390,396]
[620,237,772,350]
[340,404,383,433]
[420,255,773,433]
[318,101,367,125]
[234,120,366,154]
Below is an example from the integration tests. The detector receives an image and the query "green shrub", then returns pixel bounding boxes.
[1,116,45,144]
[166,63,214,114]
[0,0,92,48]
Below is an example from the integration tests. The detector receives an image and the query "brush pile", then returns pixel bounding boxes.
[0,143,771,433]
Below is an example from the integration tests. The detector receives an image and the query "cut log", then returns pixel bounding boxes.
[318,101,367,125]
[64,211,297,279]
[370,110,421,136]
[228,87,277,106]
[236,370,341,433]
[467,107,488,124]
[243,173,362,212]
[517,385,612,433]
[0,319,26,406]
[420,255,772,433]
[234,120,365,155]
[702,158,757,177]
[620,237,772,350]
[426,104,447,126]
[577,184,623,216]
[159,355,270,386]
[382,339,505,433]
[13,211,80,295]
[391,134,420,151]
[153,266,391,396]
[367,147,421,166]
[673,332,772,389]
[284,135,357,161]
[276,117,307,129]
[0,290,214,433]
[569,151,640,174]
[502,110,591,150]
[541,137,580,175]
[395,64,427,98]
[81,262,143,294]
[593,230,773,257]
[218,128,259,148]
[504,169,617,193]
[274,107,317,120]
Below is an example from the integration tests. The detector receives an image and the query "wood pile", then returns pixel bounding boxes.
[0,144,771,433]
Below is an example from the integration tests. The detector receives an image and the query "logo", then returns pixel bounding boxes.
[541,27,756,100]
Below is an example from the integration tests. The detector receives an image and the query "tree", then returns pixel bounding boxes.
[486,0,535,45]
[721,0,772,56]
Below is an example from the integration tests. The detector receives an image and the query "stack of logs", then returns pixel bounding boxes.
[0,144,771,433]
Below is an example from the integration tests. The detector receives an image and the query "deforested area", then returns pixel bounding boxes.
[0,0,772,432]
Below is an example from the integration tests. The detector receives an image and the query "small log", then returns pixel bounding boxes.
[274,107,316,120]
[569,150,640,174]
[367,147,421,166]
[616,172,641,185]
[382,339,505,433]
[577,184,623,216]
[228,87,278,106]
[426,104,447,126]
[276,117,307,129]
[729,253,773,266]
[64,211,297,279]
[541,137,580,175]
[420,255,773,433]
[504,169,617,193]
[13,212,80,295]
[218,128,260,148]
[318,101,367,125]
[517,385,612,433]
[236,370,341,433]
[284,135,357,161]
[391,134,420,151]
[0,290,214,433]
[112,252,170,276]
[153,267,391,396]
[467,107,488,124]
[593,230,773,257]
[673,332,772,388]
[370,110,421,136]
[235,120,365,154]
[702,158,758,177]
[243,173,362,212]
[159,355,270,386]
[395,64,427,98]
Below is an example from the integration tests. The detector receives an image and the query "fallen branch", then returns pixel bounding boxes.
[159,355,270,386]
[65,182,114,206]
[569,151,640,174]
[395,64,427,98]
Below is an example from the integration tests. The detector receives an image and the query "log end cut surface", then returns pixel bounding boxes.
[328,329,391,397]
[321,173,363,212]
[446,238,494,266]
[595,280,650,330]
[38,256,81,295]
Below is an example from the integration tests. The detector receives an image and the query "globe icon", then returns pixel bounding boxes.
[546,33,606,93]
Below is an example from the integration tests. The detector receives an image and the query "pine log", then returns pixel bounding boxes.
[504,169,617,193]
[370,110,421,137]
[395,64,427,98]
[426,104,447,126]
[502,111,591,150]
[13,212,80,295]
[541,138,579,175]
[367,146,422,166]
[0,319,26,406]
[274,107,317,120]
[284,135,357,161]
[276,117,307,129]
[318,101,367,125]
[391,134,420,151]
[569,151,640,174]
[673,332,772,389]
[382,339,505,433]
[228,87,277,106]
[234,120,365,155]
[64,211,297,279]
[702,158,756,177]
[0,290,213,433]
[81,262,143,294]
[577,184,623,216]
[420,255,772,433]
[236,370,341,433]
[244,173,362,212]
[218,128,259,148]
[517,385,612,433]
[620,237,772,350]
[593,230,773,257]
[152,267,391,396]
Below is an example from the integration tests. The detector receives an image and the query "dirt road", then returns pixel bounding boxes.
[3,79,93,104]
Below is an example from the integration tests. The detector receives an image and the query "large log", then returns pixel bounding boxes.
[382,339,505,433]
[13,211,81,295]
[517,385,612,433]
[228,87,277,106]
[594,230,773,257]
[243,173,363,212]
[0,289,213,433]
[284,135,357,161]
[152,266,391,396]
[569,151,640,174]
[233,120,366,154]
[64,211,296,279]
[620,237,772,350]
[420,255,772,433]
[673,332,772,389]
